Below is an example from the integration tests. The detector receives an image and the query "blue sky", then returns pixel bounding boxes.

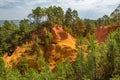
[0,0,120,20]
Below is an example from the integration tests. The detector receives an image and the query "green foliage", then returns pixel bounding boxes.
[64,8,85,36]
[84,19,96,36]
[106,28,120,78]
[45,29,53,46]
[0,57,6,79]
[15,56,29,75]
[51,59,74,80]
[72,30,120,80]
[20,19,30,34]
[72,53,84,80]
[64,8,73,27]
[0,57,21,80]
[0,19,36,55]
[73,35,98,80]
[46,6,64,25]
[33,42,47,68]
[28,6,64,26]
[28,7,45,24]
[73,18,85,36]
[0,20,19,55]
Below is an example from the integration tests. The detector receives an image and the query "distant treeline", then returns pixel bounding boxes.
[0,20,20,26]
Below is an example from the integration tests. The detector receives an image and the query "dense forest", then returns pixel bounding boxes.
[0,4,120,80]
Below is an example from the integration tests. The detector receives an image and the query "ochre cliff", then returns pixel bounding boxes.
[3,25,77,70]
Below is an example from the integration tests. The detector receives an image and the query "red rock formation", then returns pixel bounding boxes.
[95,25,120,43]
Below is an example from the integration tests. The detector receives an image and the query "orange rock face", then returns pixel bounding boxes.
[3,24,77,70]
[44,25,77,70]
[3,46,26,68]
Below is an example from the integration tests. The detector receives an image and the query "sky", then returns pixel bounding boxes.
[0,0,120,20]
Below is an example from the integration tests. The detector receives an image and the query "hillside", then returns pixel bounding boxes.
[3,24,120,70]
[3,24,77,70]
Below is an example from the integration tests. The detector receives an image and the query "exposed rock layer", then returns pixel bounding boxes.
[3,25,77,70]
[95,25,120,43]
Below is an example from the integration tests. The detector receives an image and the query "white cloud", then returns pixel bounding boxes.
[0,0,120,20]
[0,0,18,6]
